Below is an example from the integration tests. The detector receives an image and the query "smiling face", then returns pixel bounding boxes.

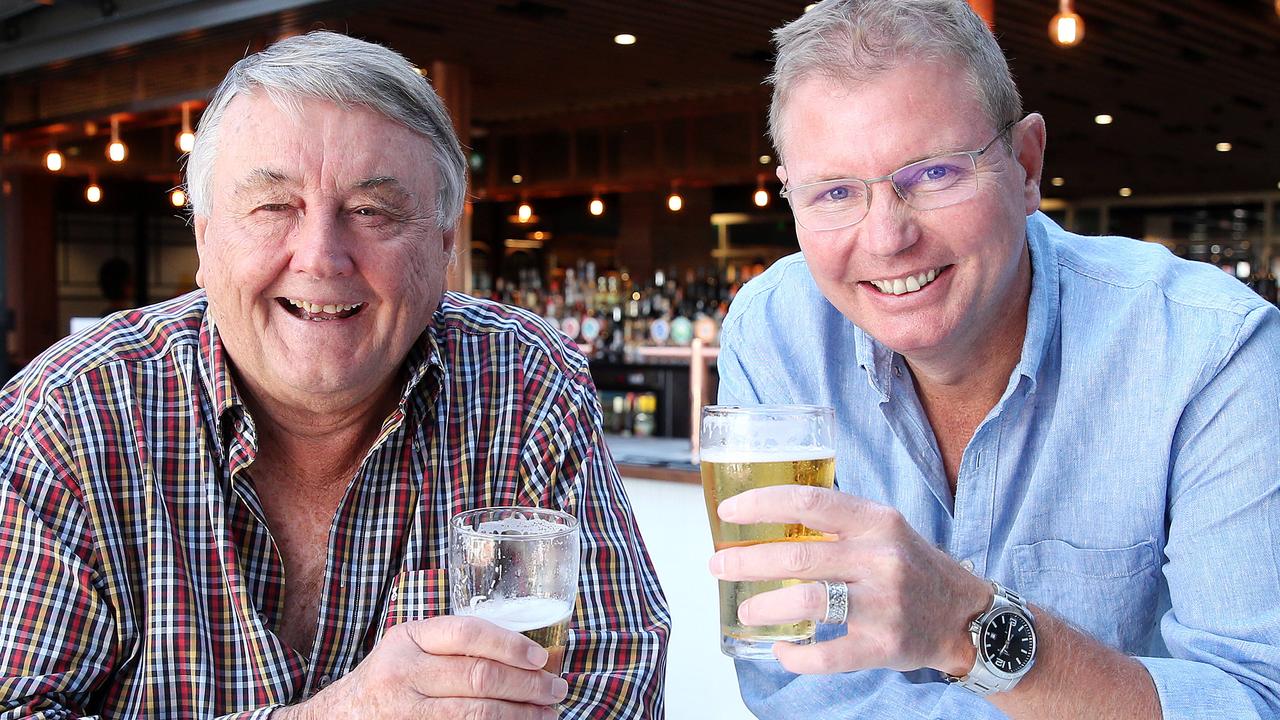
[194,93,454,415]
[776,58,1045,372]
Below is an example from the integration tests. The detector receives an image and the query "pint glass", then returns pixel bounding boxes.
[448,507,580,674]
[699,405,836,660]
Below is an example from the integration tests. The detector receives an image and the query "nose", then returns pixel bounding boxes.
[857,180,921,258]
[289,210,355,279]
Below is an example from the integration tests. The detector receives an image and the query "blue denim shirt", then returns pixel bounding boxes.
[717,212,1280,719]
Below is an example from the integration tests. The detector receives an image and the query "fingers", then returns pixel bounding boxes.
[425,698,560,720]
[773,631,896,675]
[408,652,568,706]
[736,581,829,627]
[711,535,864,583]
[717,485,886,534]
[400,615,548,670]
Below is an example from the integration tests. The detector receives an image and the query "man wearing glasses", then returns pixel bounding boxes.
[711,1,1280,718]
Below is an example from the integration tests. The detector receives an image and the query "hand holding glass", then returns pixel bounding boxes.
[700,405,836,660]
[448,507,580,674]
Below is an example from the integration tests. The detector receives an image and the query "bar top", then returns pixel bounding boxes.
[604,434,700,485]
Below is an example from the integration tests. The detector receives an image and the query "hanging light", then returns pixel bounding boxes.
[517,202,533,223]
[44,149,65,172]
[170,188,187,207]
[107,116,127,162]
[176,102,195,153]
[589,195,605,216]
[753,176,770,208]
[1049,0,1085,48]
[86,176,103,204]
[667,183,683,212]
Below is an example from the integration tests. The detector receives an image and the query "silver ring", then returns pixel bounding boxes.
[821,580,849,625]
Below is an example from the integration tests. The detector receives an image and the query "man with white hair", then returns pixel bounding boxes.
[709,1,1280,718]
[0,32,668,719]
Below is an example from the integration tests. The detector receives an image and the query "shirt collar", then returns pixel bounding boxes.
[195,293,449,455]
[854,212,1060,397]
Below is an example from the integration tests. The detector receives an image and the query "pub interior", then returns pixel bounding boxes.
[2,1,1279,715]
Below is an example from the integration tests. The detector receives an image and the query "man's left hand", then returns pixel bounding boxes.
[708,484,991,676]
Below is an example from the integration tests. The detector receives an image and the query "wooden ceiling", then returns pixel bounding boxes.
[4,0,1279,201]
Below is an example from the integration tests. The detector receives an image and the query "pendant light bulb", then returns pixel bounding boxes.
[517,202,533,223]
[170,188,187,207]
[86,183,103,203]
[1050,0,1085,47]
[589,196,605,216]
[177,103,195,152]
[107,116,128,162]
[667,191,683,212]
[44,149,65,172]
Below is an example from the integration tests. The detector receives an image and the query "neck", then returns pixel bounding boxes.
[236,369,403,489]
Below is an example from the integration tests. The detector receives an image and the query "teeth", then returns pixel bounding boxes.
[285,298,363,315]
[869,268,942,296]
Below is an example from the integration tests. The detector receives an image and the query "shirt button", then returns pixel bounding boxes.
[893,365,902,378]
[960,559,975,573]
[318,674,332,688]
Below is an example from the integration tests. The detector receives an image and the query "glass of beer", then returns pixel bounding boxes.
[699,405,836,660]
[448,507,580,674]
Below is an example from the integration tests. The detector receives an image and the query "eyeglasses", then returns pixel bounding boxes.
[779,119,1018,232]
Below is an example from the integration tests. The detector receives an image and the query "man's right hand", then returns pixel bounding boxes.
[273,615,568,720]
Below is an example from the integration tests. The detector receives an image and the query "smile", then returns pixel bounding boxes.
[277,297,366,321]
[866,267,946,296]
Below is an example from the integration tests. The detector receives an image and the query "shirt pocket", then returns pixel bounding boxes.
[380,568,449,638]
[1011,538,1161,651]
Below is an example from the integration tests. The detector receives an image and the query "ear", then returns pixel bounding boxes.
[441,225,457,256]
[1013,113,1047,216]
[776,164,789,186]
[193,215,208,288]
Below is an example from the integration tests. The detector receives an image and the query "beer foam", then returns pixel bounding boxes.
[475,517,567,537]
[461,596,573,632]
[698,447,835,464]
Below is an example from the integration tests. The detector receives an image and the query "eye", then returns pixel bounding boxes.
[353,206,381,217]
[257,203,291,212]
[825,186,850,201]
[923,165,950,181]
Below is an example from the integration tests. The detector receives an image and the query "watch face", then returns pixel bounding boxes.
[981,608,1036,675]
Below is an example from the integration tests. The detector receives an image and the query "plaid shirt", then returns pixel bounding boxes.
[0,291,669,719]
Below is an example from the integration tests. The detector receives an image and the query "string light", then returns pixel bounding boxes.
[86,179,103,204]
[517,202,533,223]
[1049,0,1085,48]
[107,116,127,162]
[753,176,770,208]
[589,195,605,216]
[44,149,64,172]
[667,190,683,212]
[176,102,195,153]
[170,188,187,207]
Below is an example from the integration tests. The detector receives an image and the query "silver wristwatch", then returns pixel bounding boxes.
[948,580,1038,696]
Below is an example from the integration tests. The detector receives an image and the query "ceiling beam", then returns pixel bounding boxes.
[0,0,328,76]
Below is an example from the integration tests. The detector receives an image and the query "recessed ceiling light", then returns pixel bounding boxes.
[614,33,636,46]
[1094,114,1113,125]
[1216,142,1232,152]
[1050,177,1065,187]
[1119,187,1133,197]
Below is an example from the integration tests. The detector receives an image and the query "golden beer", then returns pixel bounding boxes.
[700,450,836,658]
[462,596,573,674]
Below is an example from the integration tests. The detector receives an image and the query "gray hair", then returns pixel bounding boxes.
[767,0,1022,158]
[186,30,467,230]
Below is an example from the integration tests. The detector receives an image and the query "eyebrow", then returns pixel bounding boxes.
[232,168,295,198]
[354,176,420,204]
